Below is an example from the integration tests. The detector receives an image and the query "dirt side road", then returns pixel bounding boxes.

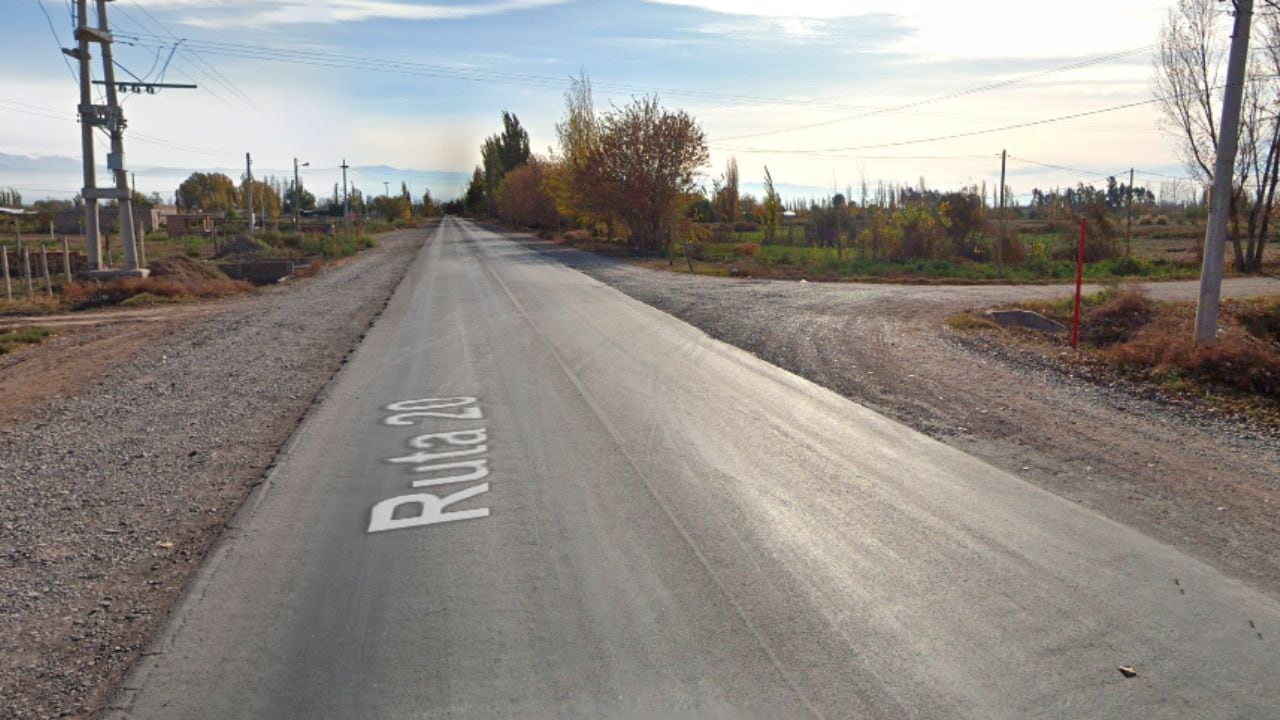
[512,233,1280,600]
[0,228,426,719]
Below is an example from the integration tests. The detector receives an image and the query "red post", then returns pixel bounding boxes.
[1071,216,1087,349]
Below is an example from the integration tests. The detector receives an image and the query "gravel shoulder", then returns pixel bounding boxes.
[0,227,427,719]
[506,231,1280,600]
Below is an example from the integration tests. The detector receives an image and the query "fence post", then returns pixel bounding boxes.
[40,245,53,296]
[22,244,35,299]
[62,236,73,282]
[1,244,10,301]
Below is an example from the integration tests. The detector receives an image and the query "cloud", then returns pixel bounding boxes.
[156,0,570,28]
[646,0,1174,59]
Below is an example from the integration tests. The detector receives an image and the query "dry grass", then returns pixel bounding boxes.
[63,274,252,310]
[945,313,998,331]
[733,242,760,257]
[976,286,1280,410]
[0,295,64,316]
[1107,314,1280,397]
[1079,286,1152,346]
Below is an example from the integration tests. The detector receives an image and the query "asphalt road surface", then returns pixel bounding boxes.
[109,217,1280,719]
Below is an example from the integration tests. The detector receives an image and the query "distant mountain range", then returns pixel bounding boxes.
[2,152,840,205]
[0,153,472,202]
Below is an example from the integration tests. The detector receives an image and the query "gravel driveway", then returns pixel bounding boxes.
[0,227,426,719]
[509,231,1280,602]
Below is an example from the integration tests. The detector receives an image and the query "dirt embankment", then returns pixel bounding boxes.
[0,227,429,719]
[511,231,1280,600]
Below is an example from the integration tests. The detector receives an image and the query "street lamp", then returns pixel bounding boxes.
[293,158,309,232]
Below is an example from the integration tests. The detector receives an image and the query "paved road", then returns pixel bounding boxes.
[110,218,1279,719]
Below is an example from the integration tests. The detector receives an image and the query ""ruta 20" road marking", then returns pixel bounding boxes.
[368,397,491,533]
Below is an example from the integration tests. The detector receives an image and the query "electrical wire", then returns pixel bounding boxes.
[0,97,238,158]
[114,4,258,110]
[713,45,1156,143]
[34,0,78,85]
[124,0,258,109]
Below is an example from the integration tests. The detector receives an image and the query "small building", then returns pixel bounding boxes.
[53,204,170,236]
[165,213,215,236]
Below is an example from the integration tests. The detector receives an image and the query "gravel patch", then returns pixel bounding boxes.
[0,227,427,719]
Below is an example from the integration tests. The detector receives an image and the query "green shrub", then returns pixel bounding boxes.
[0,326,54,354]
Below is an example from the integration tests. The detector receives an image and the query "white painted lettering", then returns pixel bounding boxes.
[382,397,483,426]
[408,428,487,449]
[387,444,488,469]
[409,459,491,488]
[367,484,491,532]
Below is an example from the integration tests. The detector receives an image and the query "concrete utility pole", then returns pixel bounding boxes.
[293,157,308,233]
[997,149,1007,275]
[67,0,175,275]
[1195,0,1253,346]
[1126,167,1135,256]
[95,0,141,271]
[72,0,101,271]
[245,153,255,236]
[340,159,350,220]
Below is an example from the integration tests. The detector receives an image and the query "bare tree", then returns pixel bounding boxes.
[1154,0,1277,270]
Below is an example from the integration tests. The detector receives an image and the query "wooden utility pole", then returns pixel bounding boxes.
[1125,167,1135,256]
[245,152,255,236]
[1196,0,1253,346]
[997,149,1007,275]
[293,158,308,232]
[340,159,351,222]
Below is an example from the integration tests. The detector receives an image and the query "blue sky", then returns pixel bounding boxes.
[2,0,1194,203]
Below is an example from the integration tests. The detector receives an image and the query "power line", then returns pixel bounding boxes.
[34,0,78,84]
[723,99,1156,154]
[107,30,932,113]
[123,0,257,109]
[113,4,257,110]
[725,73,1280,156]
[712,45,1156,143]
[0,97,237,158]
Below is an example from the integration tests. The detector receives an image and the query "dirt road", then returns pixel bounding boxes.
[514,232,1280,599]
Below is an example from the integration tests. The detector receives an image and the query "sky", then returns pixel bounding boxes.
[0,0,1207,204]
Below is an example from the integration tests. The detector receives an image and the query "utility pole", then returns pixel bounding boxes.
[293,157,308,233]
[1126,167,1135,256]
[96,0,140,271]
[383,181,390,197]
[997,149,1007,275]
[245,152,255,236]
[67,0,184,275]
[1195,0,1253,346]
[71,0,101,271]
[340,159,350,220]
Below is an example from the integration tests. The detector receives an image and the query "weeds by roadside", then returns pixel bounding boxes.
[0,326,54,354]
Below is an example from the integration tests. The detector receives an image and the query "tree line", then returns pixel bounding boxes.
[445,73,709,255]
